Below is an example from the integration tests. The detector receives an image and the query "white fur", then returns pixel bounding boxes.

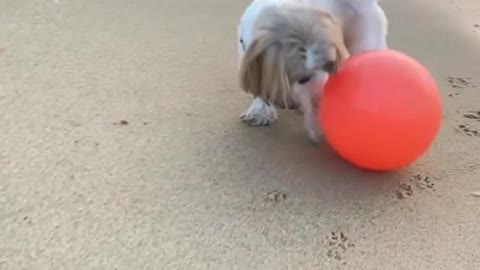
[240,97,278,126]
[305,46,317,70]
[238,0,388,142]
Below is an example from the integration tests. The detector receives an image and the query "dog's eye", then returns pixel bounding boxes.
[298,75,311,84]
[323,61,337,74]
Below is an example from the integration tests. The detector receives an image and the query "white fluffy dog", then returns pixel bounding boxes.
[238,0,388,142]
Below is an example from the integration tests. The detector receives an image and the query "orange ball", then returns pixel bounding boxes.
[319,49,443,171]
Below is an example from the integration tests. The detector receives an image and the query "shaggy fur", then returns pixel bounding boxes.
[237,0,388,142]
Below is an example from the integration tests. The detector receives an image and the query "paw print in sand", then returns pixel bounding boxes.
[265,190,287,203]
[457,123,479,137]
[447,76,476,97]
[396,183,414,199]
[456,110,480,137]
[463,111,480,121]
[326,231,355,264]
[412,173,435,191]
[447,76,475,89]
[396,173,435,199]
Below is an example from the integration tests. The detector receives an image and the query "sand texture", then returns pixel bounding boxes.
[1,0,480,269]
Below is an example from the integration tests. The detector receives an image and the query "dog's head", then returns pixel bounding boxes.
[239,5,350,109]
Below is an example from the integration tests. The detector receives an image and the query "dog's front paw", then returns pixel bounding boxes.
[240,97,278,126]
[304,115,323,144]
[306,125,322,144]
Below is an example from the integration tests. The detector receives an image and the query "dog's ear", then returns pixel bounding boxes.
[239,35,296,109]
[315,10,350,73]
[239,37,267,97]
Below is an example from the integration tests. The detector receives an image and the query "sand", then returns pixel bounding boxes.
[1,0,479,269]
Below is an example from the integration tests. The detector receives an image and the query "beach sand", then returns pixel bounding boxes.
[1,0,479,269]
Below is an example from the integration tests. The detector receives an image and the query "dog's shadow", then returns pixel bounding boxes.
[234,111,407,201]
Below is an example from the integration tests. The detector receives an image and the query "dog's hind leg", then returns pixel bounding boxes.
[345,2,388,54]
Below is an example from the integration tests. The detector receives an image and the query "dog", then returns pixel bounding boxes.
[237,0,388,143]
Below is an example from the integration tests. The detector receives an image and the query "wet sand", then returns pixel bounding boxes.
[1,0,479,269]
